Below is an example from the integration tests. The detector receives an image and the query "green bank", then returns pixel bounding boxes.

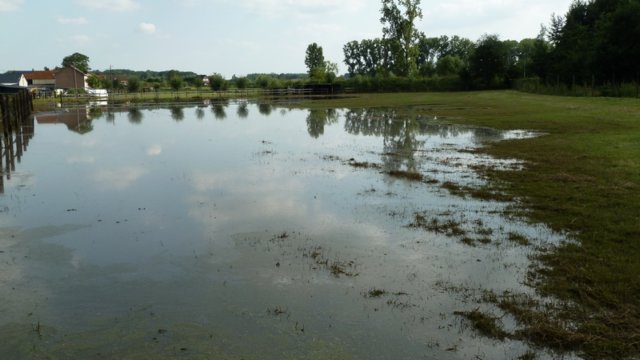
[304,90,640,359]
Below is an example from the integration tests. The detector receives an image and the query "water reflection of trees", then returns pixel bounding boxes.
[258,103,272,116]
[128,108,143,124]
[170,106,185,121]
[88,107,104,120]
[344,108,424,173]
[211,101,228,120]
[106,111,115,123]
[237,102,249,118]
[195,107,205,120]
[1,115,34,193]
[342,108,506,174]
[306,108,339,138]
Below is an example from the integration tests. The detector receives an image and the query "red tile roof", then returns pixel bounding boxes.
[25,71,55,80]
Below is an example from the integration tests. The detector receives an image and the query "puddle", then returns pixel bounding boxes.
[0,103,570,358]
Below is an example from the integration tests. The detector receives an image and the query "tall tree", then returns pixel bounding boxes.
[62,52,90,73]
[305,43,325,79]
[343,41,363,77]
[594,0,640,83]
[380,0,423,76]
[469,34,509,87]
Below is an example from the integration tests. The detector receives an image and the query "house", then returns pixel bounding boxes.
[0,71,28,87]
[24,70,56,89]
[54,66,88,90]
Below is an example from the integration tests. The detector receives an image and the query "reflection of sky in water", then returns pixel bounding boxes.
[0,104,570,359]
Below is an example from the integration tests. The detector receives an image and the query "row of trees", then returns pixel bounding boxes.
[336,0,640,91]
[540,0,640,86]
[88,72,316,93]
[66,0,640,95]
[339,0,528,89]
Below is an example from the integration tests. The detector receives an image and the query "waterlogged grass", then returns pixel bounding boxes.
[454,309,509,340]
[302,90,640,359]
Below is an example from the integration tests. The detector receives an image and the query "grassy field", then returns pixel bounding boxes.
[302,91,640,359]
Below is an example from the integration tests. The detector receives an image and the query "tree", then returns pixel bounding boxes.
[380,0,423,76]
[127,76,141,93]
[209,73,229,91]
[62,52,90,73]
[87,74,102,88]
[169,75,183,92]
[436,55,463,76]
[469,34,509,87]
[305,43,325,79]
[594,0,640,84]
[324,61,339,83]
[256,75,270,89]
[187,76,204,89]
[343,41,363,77]
[234,76,248,89]
[548,13,565,46]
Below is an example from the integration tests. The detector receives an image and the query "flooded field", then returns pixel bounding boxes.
[0,102,569,359]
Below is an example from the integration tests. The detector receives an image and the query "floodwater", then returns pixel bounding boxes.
[0,102,567,359]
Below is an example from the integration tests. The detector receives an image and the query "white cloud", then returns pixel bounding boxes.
[146,144,162,156]
[0,0,22,11]
[92,166,148,191]
[422,0,574,40]
[76,0,140,12]
[72,34,91,45]
[139,22,157,35]
[213,0,365,18]
[66,155,96,165]
[57,17,88,25]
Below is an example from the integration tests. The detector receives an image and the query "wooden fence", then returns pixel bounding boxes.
[0,88,34,194]
[0,88,33,124]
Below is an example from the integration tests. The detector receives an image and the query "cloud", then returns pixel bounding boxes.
[139,22,157,35]
[422,0,574,40]
[76,0,140,12]
[146,145,162,156]
[72,34,91,45]
[212,0,365,18]
[0,0,22,11]
[57,17,88,25]
[66,155,96,164]
[92,166,148,191]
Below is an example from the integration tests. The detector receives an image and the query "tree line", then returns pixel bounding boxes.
[541,0,640,87]
[330,0,640,94]
[62,0,640,97]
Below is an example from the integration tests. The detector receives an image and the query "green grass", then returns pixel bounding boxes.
[302,90,640,359]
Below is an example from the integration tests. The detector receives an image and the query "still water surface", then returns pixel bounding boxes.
[0,103,565,359]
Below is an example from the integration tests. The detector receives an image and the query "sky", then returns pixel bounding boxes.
[0,0,574,77]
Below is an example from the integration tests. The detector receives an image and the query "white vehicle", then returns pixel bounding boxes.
[87,88,108,97]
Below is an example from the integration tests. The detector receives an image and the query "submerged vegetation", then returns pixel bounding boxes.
[303,90,640,359]
[12,87,640,358]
